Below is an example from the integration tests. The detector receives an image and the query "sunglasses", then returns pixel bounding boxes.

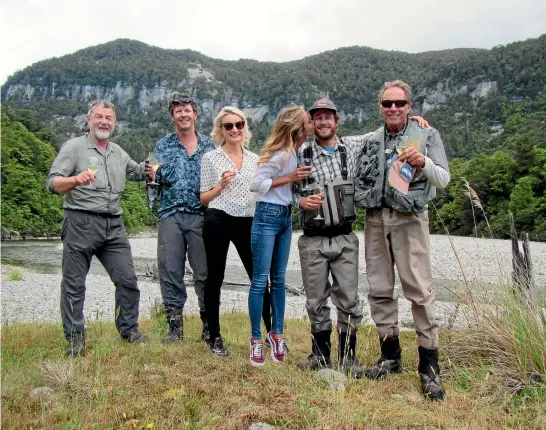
[381,100,408,108]
[171,97,194,105]
[222,121,245,131]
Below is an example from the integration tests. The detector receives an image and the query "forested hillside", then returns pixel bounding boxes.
[1,36,545,239]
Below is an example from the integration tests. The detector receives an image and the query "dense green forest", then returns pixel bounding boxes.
[1,36,545,240]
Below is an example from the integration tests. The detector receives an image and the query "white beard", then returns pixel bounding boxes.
[92,127,113,140]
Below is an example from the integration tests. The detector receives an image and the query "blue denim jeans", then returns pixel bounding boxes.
[249,202,292,339]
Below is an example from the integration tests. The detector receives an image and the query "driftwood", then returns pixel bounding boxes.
[510,212,535,293]
[139,263,305,296]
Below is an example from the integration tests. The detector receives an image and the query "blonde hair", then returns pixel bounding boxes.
[210,106,252,147]
[378,80,413,103]
[259,106,306,164]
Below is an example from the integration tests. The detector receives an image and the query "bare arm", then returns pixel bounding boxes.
[200,185,222,206]
[51,171,95,194]
[200,170,235,206]
[250,152,310,193]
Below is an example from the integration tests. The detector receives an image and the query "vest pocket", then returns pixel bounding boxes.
[341,184,356,219]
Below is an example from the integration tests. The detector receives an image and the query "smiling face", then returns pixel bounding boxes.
[171,102,197,133]
[312,109,338,142]
[380,87,411,133]
[221,113,245,147]
[87,106,116,142]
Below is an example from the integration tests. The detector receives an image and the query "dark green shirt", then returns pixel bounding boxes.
[47,134,145,215]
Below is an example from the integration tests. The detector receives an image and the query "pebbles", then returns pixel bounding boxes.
[128,232,546,285]
[1,233,544,326]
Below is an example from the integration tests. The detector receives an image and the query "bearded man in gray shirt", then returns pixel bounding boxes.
[47,99,148,357]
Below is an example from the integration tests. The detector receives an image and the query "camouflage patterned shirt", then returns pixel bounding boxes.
[155,132,214,220]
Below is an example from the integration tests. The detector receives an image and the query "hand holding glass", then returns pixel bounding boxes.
[313,190,325,221]
[87,156,99,176]
[220,170,236,189]
[147,152,162,186]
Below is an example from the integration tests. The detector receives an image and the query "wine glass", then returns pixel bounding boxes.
[147,151,162,186]
[312,188,325,221]
[301,156,313,192]
[396,144,408,155]
[87,156,99,175]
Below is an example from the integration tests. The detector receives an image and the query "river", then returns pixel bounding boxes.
[1,238,489,302]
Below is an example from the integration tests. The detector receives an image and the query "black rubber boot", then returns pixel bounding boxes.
[66,332,86,357]
[162,308,183,344]
[200,310,210,343]
[364,336,403,380]
[338,332,363,379]
[297,330,332,371]
[418,346,445,401]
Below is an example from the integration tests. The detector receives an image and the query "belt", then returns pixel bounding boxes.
[303,223,352,238]
[69,209,120,219]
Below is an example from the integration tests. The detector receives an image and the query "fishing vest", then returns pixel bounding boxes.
[354,121,435,214]
[299,142,357,230]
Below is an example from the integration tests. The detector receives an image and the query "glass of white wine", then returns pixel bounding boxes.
[147,151,162,186]
[312,188,325,221]
[87,156,99,175]
[396,144,408,155]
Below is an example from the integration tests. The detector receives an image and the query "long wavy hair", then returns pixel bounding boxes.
[210,106,252,147]
[258,106,306,164]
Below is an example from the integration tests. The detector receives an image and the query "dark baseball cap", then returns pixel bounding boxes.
[309,98,338,116]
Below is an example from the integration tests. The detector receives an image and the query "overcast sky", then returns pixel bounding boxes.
[1,0,545,84]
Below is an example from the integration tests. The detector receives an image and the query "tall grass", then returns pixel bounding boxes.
[441,180,546,399]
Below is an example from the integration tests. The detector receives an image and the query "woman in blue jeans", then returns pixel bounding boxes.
[248,106,315,367]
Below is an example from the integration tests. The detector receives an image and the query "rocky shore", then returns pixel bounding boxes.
[1,233,544,330]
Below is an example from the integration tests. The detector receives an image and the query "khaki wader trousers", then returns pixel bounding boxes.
[298,233,363,334]
[365,208,438,349]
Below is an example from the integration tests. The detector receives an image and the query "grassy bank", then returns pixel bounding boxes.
[2,313,544,430]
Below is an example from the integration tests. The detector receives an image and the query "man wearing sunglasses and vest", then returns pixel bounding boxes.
[294,98,429,378]
[355,80,450,401]
[152,92,214,344]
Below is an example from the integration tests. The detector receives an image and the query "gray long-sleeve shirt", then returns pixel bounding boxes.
[47,134,145,215]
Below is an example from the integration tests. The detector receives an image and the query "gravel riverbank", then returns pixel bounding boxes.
[1,233,544,329]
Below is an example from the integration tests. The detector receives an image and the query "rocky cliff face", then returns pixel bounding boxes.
[2,61,499,127]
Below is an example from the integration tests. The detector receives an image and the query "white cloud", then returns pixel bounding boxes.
[1,0,544,84]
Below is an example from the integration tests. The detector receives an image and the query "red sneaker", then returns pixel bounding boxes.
[249,338,265,367]
[267,332,286,363]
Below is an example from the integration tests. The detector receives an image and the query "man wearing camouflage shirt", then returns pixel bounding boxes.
[153,93,214,344]
[355,80,450,401]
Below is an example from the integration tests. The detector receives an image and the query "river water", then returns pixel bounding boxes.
[1,239,475,302]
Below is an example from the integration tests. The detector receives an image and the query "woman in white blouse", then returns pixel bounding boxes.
[200,106,272,357]
[248,106,315,367]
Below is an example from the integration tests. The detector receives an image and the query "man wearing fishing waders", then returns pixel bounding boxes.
[295,99,429,378]
[294,98,372,378]
[355,80,450,400]
[47,100,148,357]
